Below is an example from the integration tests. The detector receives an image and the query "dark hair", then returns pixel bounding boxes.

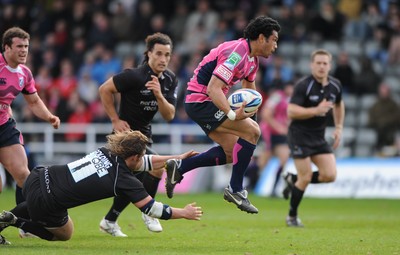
[2,27,30,51]
[243,16,281,40]
[142,32,173,64]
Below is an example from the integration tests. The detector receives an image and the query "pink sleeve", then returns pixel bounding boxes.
[212,42,246,84]
[23,67,37,94]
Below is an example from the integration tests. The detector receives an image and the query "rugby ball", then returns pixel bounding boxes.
[228,88,263,113]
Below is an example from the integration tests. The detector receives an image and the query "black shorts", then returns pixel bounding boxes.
[270,134,287,149]
[22,167,69,228]
[288,128,332,158]
[0,118,23,148]
[185,93,227,135]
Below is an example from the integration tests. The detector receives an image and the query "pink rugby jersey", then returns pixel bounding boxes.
[261,90,290,135]
[0,54,36,125]
[186,38,259,103]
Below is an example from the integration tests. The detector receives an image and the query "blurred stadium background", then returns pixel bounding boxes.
[1,0,400,198]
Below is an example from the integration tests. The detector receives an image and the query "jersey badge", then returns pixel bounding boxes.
[215,65,233,81]
[224,52,241,70]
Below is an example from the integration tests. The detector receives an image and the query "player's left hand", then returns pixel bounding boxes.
[49,115,60,129]
[332,127,342,149]
[184,202,203,220]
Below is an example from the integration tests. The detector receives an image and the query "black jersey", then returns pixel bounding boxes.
[35,147,148,210]
[112,64,178,139]
[289,75,343,133]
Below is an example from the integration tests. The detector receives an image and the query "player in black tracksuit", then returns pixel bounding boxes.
[0,130,201,243]
[98,33,178,234]
[283,49,345,227]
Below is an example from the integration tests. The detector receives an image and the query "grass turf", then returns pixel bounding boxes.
[0,188,399,255]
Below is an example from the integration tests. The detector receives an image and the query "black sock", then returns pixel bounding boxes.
[289,185,304,217]
[13,218,54,241]
[291,174,298,183]
[104,196,130,222]
[142,172,161,198]
[15,186,25,205]
[272,166,283,193]
[10,201,30,219]
[310,171,320,183]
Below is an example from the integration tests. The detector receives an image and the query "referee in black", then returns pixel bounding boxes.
[282,49,345,227]
[98,33,178,235]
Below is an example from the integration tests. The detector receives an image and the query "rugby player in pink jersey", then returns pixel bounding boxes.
[0,27,60,217]
[259,82,294,197]
[165,16,281,213]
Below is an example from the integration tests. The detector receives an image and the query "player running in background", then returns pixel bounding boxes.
[0,130,201,245]
[259,82,293,197]
[164,16,281,214]
[283,49,345,227]
[98,33,177,235]
[0,27,60,205]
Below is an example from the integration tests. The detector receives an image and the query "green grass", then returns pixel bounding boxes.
[1,188,399,255]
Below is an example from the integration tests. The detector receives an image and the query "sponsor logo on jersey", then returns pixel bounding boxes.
[19,77,24,87]
[0,78,6,85]
[140,89,152,96]
[224,52,242,70]
[247,65,255,76]
[215,65,233,81]
[309,95,319,102]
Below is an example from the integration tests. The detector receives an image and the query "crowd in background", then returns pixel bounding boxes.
[1,0,400,154]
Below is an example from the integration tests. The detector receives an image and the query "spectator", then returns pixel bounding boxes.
[49,59,77,100]
[77,71,99,104]
[263,55,294,92]
[353,56,382,95]
[65,98,92,142]
[208,18,235,48]
[109,1,132,42]
[291,1,311,42]
[309,0,346,42]
[368,83,400,153]
[131,0,154,42]
[34,66,53,94]
[68,37,87,73]
[182,0,219,54]
[333,51,355,93]
[91,45,122,85]
[87,12,116,49]
[387,15,400,65]
[168,0,189,42]
[69,0,92,40]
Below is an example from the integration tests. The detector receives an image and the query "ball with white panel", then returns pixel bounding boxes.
[228,88,263,113]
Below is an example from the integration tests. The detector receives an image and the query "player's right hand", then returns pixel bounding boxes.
[316,99,333,116]
[235,101,257,120]
[112,119,131,132]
